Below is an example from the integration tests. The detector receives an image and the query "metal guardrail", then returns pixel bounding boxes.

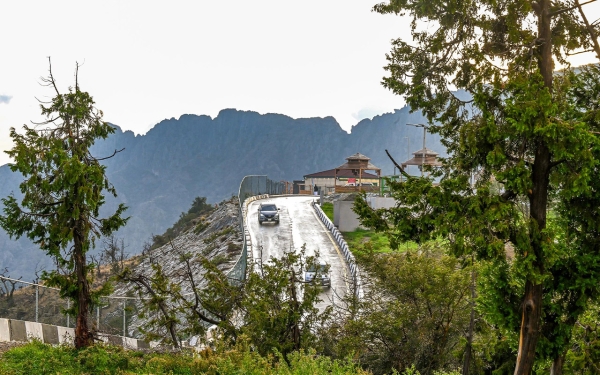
[312,203,362,299]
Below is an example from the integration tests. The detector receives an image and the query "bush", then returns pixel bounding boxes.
[0,341,370,375]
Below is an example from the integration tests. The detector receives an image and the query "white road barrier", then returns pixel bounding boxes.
[312,202,362,299]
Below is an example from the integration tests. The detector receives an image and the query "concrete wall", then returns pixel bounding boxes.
[366,196,397,210]
[0,318,149,349]
[334,201,362,232]
[332,197,396,232]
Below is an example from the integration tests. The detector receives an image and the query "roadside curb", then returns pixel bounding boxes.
[312,203,362,298]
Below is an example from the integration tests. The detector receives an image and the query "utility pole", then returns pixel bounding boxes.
[407,123,429,177]
[403,136,410,181]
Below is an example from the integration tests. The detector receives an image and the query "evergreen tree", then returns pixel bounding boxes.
[0,60,128,348]
[357,1,600,373]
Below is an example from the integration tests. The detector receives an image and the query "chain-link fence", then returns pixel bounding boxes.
[238,175,287,202]
[0,276,140,337]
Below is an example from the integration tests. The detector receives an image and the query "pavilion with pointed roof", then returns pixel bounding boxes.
[401,147,442,175]
[334,153,381,190]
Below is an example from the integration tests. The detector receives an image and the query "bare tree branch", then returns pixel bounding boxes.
[92,148,125,161]
[575,0,600,61]
[385,149,413,180]
[549,0,597,17]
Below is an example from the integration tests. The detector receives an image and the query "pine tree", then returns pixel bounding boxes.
[0,59,128,348]
[358,1,600,373]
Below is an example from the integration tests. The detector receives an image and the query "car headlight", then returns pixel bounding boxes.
[259,214,265,218]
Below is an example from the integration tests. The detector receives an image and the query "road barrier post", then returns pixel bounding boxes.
[35,285,39,323]
[123,300,126,337]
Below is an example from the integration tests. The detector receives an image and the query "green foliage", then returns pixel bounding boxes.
[321,202,334,221]
[0,61,128,347]
[343,228,422,256]
[0,339,370,375]
[323,247,472,375]
[366,0,600,371]
[237,245,331,357]
[400,365,462,375]
[563,303,600,374]
[120,236,327,355]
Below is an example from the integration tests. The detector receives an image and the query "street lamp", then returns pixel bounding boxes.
[407,123,429,177]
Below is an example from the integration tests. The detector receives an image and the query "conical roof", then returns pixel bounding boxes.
[345,152,370,161]
[335,152,381,172]
[401,147,442,167]
[412,147,439,157]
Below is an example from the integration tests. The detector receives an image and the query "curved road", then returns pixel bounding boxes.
[247,196,348,309]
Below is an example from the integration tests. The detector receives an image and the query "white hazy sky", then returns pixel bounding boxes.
[1,1,599,166]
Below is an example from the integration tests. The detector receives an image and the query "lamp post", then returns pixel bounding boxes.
[407,123,429,177]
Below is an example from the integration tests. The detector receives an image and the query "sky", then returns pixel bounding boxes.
[1,1,599,167]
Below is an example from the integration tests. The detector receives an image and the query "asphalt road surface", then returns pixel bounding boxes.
[247,196,349,310]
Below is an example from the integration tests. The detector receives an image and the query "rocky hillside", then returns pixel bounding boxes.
[114,197,244,339]
[123,198,243,288]
[0,198,244,337]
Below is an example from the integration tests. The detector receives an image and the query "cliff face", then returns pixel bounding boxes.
[0,107,443,280]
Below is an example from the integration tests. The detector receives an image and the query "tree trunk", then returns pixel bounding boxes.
[550,353,566,375]
[462,266,476,375]
[514,281,543,375]
[513,1,553,373]
[74,220,94,349]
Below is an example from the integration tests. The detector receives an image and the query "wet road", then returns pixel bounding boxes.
[247,196,349,309]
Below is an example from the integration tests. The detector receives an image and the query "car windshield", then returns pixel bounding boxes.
[261,205,277,211]
[307,264,327,273]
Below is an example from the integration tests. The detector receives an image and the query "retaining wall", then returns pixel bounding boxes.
[0,318,150,349]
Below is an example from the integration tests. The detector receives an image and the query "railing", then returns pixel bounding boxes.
[0,276,141,338]
[312,203,362,298]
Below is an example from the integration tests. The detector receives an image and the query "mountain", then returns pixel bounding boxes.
[0,107,443,281]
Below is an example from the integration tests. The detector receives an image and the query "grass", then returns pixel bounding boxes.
[342,228,448,258]
[0,340,370,375]
[321,202,334,222]
[322,202,417,256]
[342,229,419,256]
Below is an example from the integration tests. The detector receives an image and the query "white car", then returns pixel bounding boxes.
[304,260,331,288]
